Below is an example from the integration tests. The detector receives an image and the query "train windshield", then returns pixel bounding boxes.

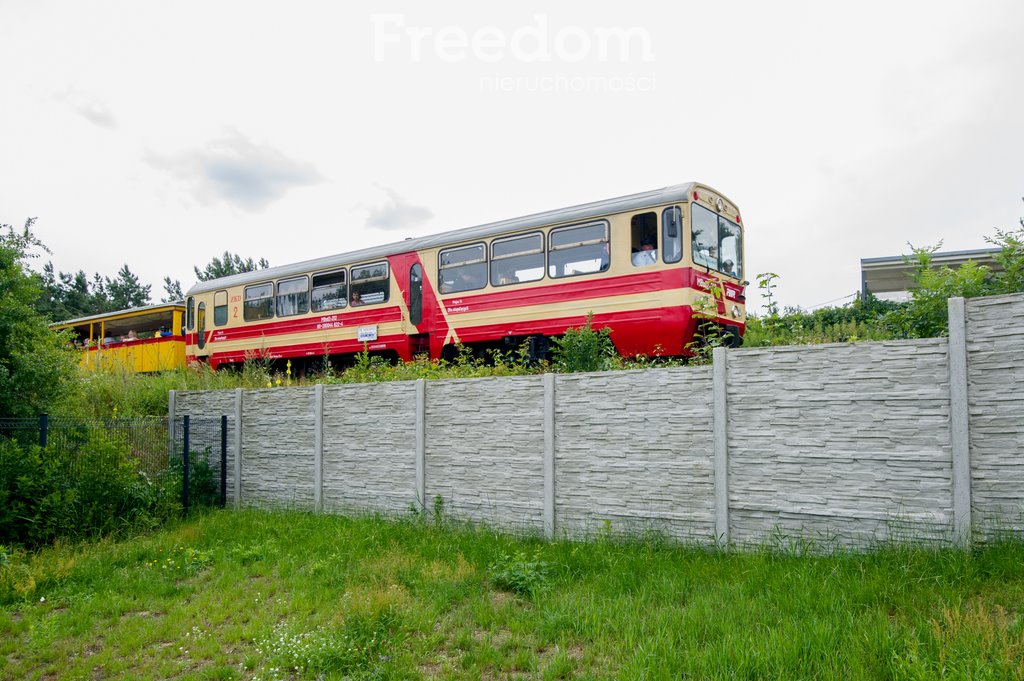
[692,203,743,280]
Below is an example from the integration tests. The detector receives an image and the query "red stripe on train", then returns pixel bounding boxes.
[205,334,411,368]
[439,267,743,315]
[192,306,403,345]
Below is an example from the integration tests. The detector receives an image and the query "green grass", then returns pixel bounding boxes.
[3,510,1023,680]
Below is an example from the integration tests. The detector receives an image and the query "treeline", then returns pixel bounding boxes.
[33,238,270,322]
[0,217,271,416]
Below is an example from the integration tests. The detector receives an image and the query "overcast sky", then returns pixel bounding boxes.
[2,1,1022,313]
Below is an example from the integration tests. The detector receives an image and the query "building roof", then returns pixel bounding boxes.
[860,248,1002,296]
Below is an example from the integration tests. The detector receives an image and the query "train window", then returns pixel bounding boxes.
[630,212,658,267]
[662,206,682,264]
[692,203,719,270]
[243,282,274,321]
[186,297,194,331]
[276,276,309,317]
[491,233,544,286]
[718,216,743,279]
[692,203,743,278]
[548,222,609,279]
[350,262,390,306]
[439,243,487,293]
[214,291,228,326]
[311,269,347,312]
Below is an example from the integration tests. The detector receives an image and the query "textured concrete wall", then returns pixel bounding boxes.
[171,292,1024,547]
[240,388,317,508]
[727,339,954,546]
[554,367,716,540]
[967,294,1024,533]
[322,382,418,514]
[425,376,545,531]
[175,390,237,505]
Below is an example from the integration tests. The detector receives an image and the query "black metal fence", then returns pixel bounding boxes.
[0,414,230,515]
[171,415,230,513]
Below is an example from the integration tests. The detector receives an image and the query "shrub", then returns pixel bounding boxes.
[157,448,219,514]
[488,548,551,596]
[552,314,616,373]
[0,434,188,547]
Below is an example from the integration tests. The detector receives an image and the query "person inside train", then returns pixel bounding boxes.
[631,239,657,266]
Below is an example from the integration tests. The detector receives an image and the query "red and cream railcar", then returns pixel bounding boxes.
[184,183,746,368]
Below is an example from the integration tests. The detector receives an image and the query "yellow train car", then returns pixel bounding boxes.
[184,183,746,368]
[52,302,187,373]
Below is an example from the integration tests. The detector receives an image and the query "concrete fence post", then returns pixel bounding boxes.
[948,296,972,547]
[314,384,324,512]
[713,346,730,546]
[415,379,426,513]
[234,388,243,510]
[543,373,556,540]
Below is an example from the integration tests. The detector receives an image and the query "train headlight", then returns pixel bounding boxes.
[731,304,741,319]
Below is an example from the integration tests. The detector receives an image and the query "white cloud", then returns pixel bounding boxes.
[57,89,117,129]
[365,187,434,231]
[146,130,322,212]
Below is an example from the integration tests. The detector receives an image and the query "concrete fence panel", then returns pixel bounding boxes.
[553,367,716,540]
[726,339,954,546]
[425,375,546,531]
[966,294,1024,535]
[239,387,317,508]
[322,382,419,515]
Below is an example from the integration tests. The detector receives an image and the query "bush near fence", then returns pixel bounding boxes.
[0,417,225,548]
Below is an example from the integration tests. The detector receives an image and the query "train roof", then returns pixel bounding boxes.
[185,182,709,296]
[51,301,185,329]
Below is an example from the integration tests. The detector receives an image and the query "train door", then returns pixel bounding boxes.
[197,302,207,350]
[410,264,423,325]
[409,263,429,355]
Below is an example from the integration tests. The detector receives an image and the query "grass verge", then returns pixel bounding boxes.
[2,509,1022,679]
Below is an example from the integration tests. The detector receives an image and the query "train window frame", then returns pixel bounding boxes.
[439,242,487,294]
[630,212,658,267]
[662,206,683,264]
[547,220,610,279]
[276,275,309,318]
[349,261,390,306]
[311,269,348,312]
[213,290,228,326]
[490,232,544,287]
[243,282,275,321]
[186,297,195,331]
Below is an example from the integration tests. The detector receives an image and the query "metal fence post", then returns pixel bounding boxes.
[182,415,191,517]
[39,413,48,448]
[220,415,228,509]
